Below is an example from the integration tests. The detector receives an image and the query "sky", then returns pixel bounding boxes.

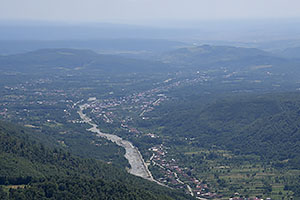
[1,0,300,25]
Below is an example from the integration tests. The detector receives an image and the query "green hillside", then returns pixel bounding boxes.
[146,93,300,168]
[0,121,194,200]
[133,92,300,198]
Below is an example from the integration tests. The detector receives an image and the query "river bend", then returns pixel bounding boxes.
[78,103,153,180]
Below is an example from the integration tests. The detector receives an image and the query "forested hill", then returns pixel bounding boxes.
[0,121,194,200]
[0,48,170,73]
[159,45,288,70]
[145,93,300,168]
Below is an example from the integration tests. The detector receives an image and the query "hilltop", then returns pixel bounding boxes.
[160,45,287,70]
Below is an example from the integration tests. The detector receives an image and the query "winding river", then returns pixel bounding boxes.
[78,103,154,181]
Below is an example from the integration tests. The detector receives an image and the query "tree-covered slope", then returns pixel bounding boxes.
[0,121,194,200]
[145,93,300,168]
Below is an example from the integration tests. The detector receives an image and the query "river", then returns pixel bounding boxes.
[78,103,154,181]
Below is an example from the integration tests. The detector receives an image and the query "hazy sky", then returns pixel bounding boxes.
[1,0,300,25]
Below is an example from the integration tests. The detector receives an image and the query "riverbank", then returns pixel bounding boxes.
[78,103,153,180]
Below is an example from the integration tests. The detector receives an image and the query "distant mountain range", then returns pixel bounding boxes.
[1,20,300,42]
[0,39,186,56]
[1,45,300,81]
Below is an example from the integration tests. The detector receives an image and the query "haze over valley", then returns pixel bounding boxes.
[1,1,300,200]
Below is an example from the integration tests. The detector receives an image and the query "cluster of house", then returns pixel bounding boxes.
[1,80,73,123]
[149,145,220,199]
[74,71,212,131]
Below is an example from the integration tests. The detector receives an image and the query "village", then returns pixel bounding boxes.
[0,68,278,199]
[149,143,220,199]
